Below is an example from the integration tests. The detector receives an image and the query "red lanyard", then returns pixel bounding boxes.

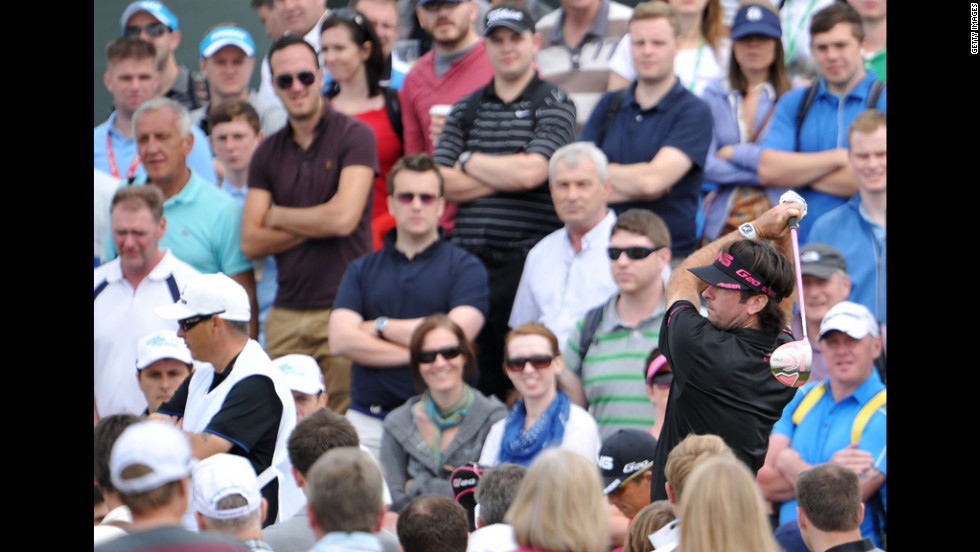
[106,131,141,179]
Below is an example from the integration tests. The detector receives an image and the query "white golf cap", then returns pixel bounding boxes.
[136,328,193,370]
[819,301,879,340]
[110,420,195,494]
[273,354,325,395]
[192,453,262,519]
[155,273,251,322]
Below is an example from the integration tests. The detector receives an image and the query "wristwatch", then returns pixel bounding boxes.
[458,151,473,173]
[374,316,389,338]
[738,222,760,241]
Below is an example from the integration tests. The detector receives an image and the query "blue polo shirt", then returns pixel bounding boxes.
[579,80,713,257]
[332,231,489,411]
[771,369,887,547]
[104,170,253,277]
[762,71,886,243]
[94,112,218,184]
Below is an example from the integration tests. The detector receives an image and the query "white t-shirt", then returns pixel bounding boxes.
[478,403,600,467]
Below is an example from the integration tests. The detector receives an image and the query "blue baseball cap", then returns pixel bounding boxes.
[120,1,179,33]
[200,25,256,58]
[730,3,781,40]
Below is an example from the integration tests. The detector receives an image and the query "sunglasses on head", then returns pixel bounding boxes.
[332,8,369,31]
[418,345,464,363]
[395,192,439,205]
[275,71,316,90]
[504,354,555,372]
[177,311,223,332]
[123,22,170,38]
[607,245,665,261]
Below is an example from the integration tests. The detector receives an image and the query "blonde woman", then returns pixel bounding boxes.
[506,448,609,552]
[675,455,780,552]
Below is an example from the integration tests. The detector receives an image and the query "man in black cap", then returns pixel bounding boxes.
[433,1,577,402]
[649,200,802,503]
[794,242,851,382]
[598,428,657,520]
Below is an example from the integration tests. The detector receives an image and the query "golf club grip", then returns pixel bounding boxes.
[788,216,799,230]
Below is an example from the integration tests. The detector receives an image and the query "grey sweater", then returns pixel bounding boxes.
[380,390,506,511]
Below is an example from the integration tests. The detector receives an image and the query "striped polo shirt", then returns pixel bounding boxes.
[434,75,577,252]
[564,292,666,441]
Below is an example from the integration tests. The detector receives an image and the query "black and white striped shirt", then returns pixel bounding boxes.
[434,75,577,252]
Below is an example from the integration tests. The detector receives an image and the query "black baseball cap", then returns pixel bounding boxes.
[598,429,658,495]
[484,3,535,36]
[799,243,847,279]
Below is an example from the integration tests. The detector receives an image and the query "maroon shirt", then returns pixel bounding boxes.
[249,103,379,309]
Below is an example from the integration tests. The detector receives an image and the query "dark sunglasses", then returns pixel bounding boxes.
[395,192,439,205]
[505,354,555,372]
[332,8,369,31]
[418,345,465,363]
[275,71,317,90]
[123,22,170,38]
[607,246,665,261]
[178,312,223,332]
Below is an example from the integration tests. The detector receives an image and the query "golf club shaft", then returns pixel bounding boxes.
[787,217,807,339]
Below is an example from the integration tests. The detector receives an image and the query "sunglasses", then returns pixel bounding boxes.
[607,246,665,261]
[275,71,317,90]
[332,8,369,31]
[177,312,223,332]
[123,22,170,38]
[418,345,464,363]
[505,354,555,372]
[395,192,439,205]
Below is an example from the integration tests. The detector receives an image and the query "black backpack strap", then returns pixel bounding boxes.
[794,81,821,152]
[94,279,109,301]
[866,80,885,110]
[577,304,606,364]
[382,87,404,143]
[597,89,625,148]
[165,274,181,302]
[874,322,886,384]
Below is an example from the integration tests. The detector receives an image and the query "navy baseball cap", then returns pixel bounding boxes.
[731,3,781,40]
[598,429,658,495]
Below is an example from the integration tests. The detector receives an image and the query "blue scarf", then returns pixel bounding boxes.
[497,389,571,467]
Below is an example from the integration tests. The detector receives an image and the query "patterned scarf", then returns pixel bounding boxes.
[497,389,571,467]
[423,384,475,469]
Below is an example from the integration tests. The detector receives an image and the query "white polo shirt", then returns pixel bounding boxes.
[94,249,200,417]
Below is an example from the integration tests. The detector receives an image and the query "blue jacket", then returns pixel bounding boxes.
[807,194,886,324]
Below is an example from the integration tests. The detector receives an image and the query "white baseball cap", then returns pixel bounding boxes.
[819,301,879,340]
[110,420,195,494]
[155,273,251,323]
[273,354,326,395]
[192,453,262,519]
[136,328,193,370]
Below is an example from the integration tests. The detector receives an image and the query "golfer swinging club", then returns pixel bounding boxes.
[649,196,805,502]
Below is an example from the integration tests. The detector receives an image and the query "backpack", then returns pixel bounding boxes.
[596,88,626,148]
[576,303,606,365]
[455,78,561,138]
[794,79,885,151]
[382,86,404,144]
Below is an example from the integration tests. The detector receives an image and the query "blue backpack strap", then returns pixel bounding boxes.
[165,274,181,302]
[94,279,109,301]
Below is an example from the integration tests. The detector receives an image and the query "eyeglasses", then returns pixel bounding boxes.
[177,312,223,332]
[275,71,317,90]
[607,246,665,261]
[395,192,439,205]
[504,355,555,372]
[123,22,170,38]
[418,345,465,363]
